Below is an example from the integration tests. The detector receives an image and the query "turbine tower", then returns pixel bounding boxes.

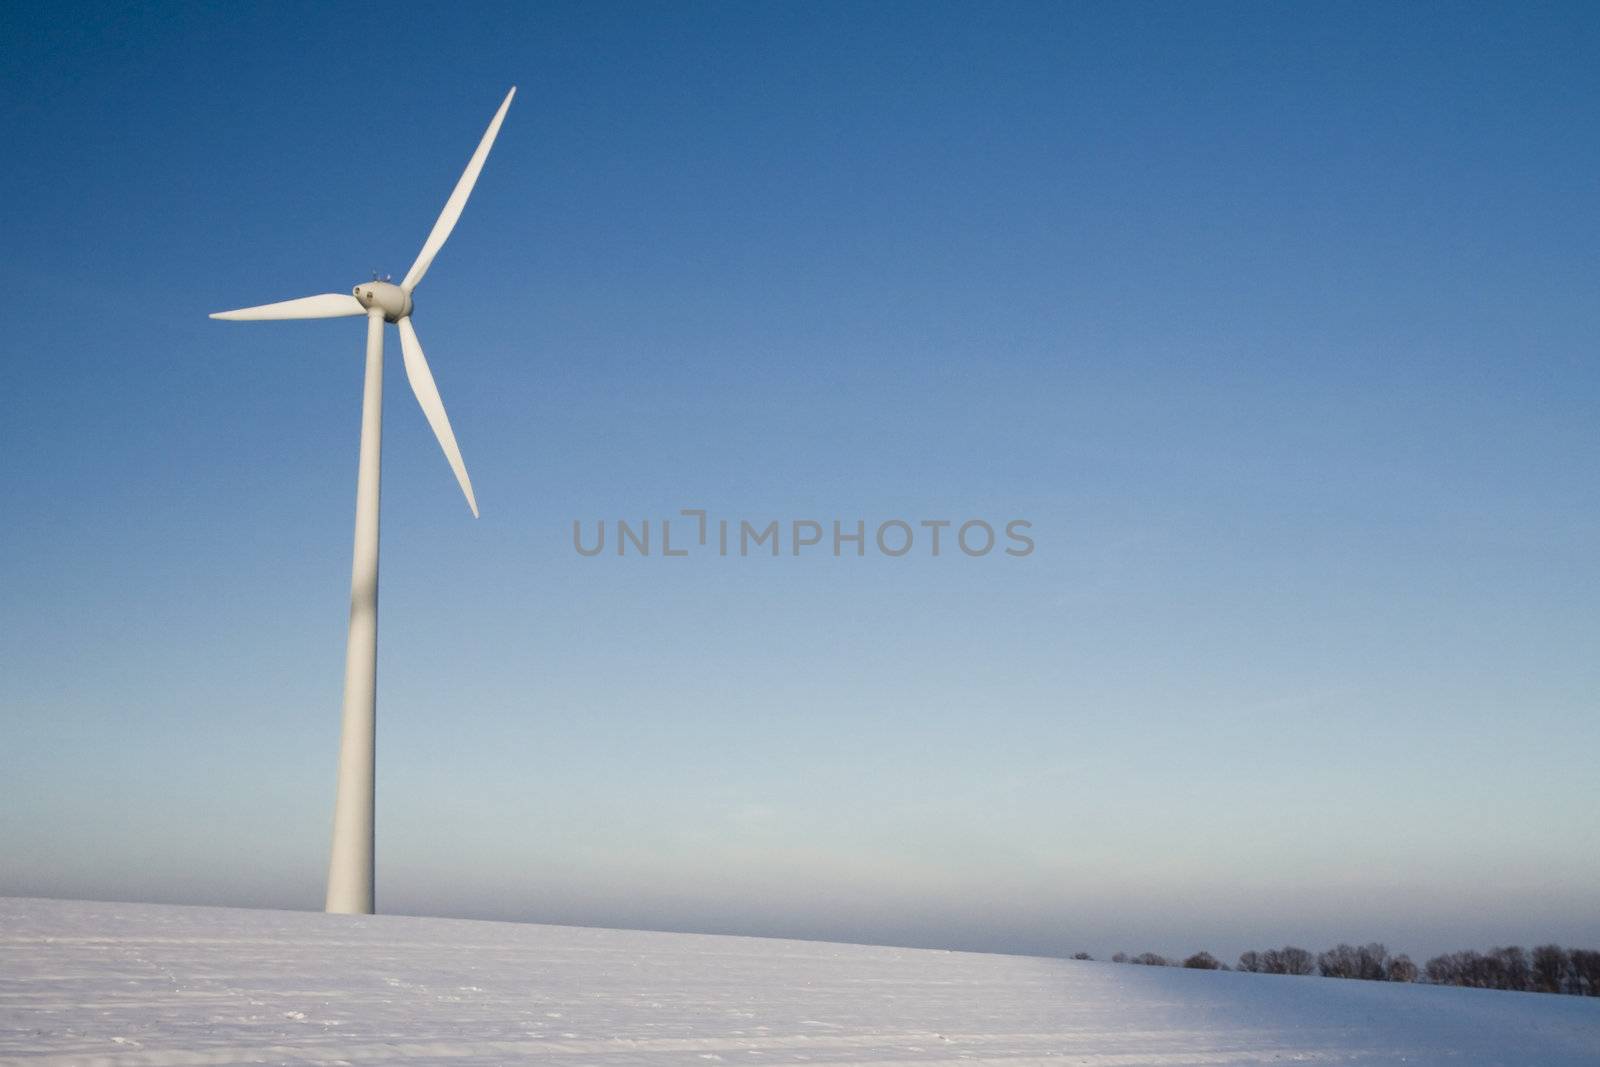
[211,87,516,914]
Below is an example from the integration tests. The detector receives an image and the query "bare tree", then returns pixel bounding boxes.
[1318,943,1383,980]
[1569,949,1600,996]
[1318,943,1388,981]
[1466,951,1497,989]
[1113,939,1596,994]
[1425,952,1460,986]
[1531,944,1570,994]
[1489,946,1531,992]
[1261,946,1315,976]
[1358,943,1389,981]
[1318,945,1353,978]
[1428,950,1489,988]
[1385,954,1418,983]
[1284,947,1316,975]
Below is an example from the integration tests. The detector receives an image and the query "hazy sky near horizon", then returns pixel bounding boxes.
[2,1,1597,962]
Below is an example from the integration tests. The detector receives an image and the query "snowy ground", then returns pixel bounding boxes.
[1,898,1595,1066]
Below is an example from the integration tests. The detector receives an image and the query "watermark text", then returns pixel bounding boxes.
[572,510,1034,558]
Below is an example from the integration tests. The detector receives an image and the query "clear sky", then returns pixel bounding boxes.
[2,1,1597,963]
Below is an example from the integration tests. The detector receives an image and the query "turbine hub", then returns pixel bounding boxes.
[352,281,412,322]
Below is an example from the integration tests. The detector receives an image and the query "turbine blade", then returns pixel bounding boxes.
[401,87,516,292]
[209,294,366,321]
[396,316,479,517]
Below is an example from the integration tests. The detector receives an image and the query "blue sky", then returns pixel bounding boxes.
[2,1,1597,961]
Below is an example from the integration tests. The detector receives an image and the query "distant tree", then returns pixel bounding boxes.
[1262,946,1315,976]
[1489,947,1531,992]
[1070,952,1093,961]
[1531,945,1569,994]
[1569,949,1600,996]
[1319,943,1388,981]
[1459,951,1493,988]
[1357,943,1389,981]
[1107,938,1598,993]
[1421,947,1600,994]
[1385,954,1418,983]
[1465,953,1491,991]
[1426,951,1484,987]
[1470,950,1505,990]
[1318,944,1356,979]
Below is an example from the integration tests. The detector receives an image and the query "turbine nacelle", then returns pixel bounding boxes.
[353,281,412,322]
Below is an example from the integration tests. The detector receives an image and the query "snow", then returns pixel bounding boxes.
[1,897,1595,1066]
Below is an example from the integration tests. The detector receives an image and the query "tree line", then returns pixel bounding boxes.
[1071,942,1600,995]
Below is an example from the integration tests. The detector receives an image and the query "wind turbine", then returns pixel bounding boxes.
[211,87,516,914]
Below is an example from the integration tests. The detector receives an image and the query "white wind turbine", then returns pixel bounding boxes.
[211,87,515,914]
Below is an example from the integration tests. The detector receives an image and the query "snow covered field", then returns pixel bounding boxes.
[1,898,1595,1066]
